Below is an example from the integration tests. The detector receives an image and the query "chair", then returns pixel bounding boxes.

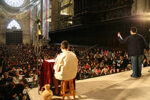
[60,79,75,100]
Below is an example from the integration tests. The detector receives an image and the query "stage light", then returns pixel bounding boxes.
[143,13,150,16]
[139,17,150,21]
[137,13,150,21]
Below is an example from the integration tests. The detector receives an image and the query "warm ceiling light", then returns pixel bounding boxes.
[38,29,42,35]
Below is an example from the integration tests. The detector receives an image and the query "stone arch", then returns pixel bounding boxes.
[7,19,21,30]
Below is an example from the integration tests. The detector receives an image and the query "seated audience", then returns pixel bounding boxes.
[0,42,148,99]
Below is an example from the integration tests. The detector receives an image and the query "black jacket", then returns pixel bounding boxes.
[118,34,149,57]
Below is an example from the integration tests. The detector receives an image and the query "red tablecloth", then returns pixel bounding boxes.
[39,59,55,90]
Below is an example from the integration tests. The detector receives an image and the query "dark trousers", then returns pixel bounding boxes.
[131,55,144,77]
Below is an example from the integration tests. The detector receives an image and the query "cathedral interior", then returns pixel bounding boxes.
[1,1,150,100]
[0,0,149,47]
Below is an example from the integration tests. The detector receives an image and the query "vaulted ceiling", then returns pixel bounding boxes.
[0,0,40,14]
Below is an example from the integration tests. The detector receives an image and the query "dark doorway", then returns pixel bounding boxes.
[6,31,23,45]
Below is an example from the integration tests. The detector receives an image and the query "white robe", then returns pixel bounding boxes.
[54,50,78,80]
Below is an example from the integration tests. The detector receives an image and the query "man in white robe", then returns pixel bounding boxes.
[53,40,78,94]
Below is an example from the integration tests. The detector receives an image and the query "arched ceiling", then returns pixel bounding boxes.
[4,0,25,7]
[0,0,40,15]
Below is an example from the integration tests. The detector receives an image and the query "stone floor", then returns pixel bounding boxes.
[29,67,150,100]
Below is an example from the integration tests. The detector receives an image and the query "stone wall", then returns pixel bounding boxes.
[132,0,150,15]
[0,13,6,44]
[0,11,31,44]
[51,0,60,30]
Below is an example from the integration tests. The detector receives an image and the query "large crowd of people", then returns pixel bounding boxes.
[0,44,149,100]
[76,48,131,79]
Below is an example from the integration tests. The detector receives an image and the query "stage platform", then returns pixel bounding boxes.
[29,67,150,100]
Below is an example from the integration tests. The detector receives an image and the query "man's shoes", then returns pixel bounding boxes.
[130,75,141,78]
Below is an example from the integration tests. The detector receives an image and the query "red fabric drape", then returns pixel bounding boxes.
[39,60,55,90]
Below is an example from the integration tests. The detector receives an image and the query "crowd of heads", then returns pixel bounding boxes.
[74,47,132,79]
[0,44,59,100]
[0,43,149,99]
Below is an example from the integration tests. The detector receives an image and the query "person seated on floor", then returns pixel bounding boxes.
[53,40,78,95]
[13,71,20,84]
[23,69,29,78]
[8,68,16,77]
[16,79,28,100]
[16,67,22,72]
[3,79,28,100]
[0,72,12,85]
[143,58,148,67]
[0,82,17,100]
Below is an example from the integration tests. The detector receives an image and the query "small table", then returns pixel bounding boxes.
[39,59,55,90]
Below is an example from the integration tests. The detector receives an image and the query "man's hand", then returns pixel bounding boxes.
[118,32,121,37]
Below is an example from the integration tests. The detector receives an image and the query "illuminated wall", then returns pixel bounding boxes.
[51,0,73,30]
[132,0,150,15]
[0,0,39,44]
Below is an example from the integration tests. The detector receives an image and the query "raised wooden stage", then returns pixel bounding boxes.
[29,67,150,100]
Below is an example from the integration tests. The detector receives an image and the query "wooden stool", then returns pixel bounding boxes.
[60,79,75,100]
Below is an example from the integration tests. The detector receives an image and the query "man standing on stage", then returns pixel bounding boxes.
[117,27,149,78]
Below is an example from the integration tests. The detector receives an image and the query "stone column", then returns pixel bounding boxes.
[136,0,146,14]
[131,0,149,15]
[51,0,60,30]
[146,0,150,12]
